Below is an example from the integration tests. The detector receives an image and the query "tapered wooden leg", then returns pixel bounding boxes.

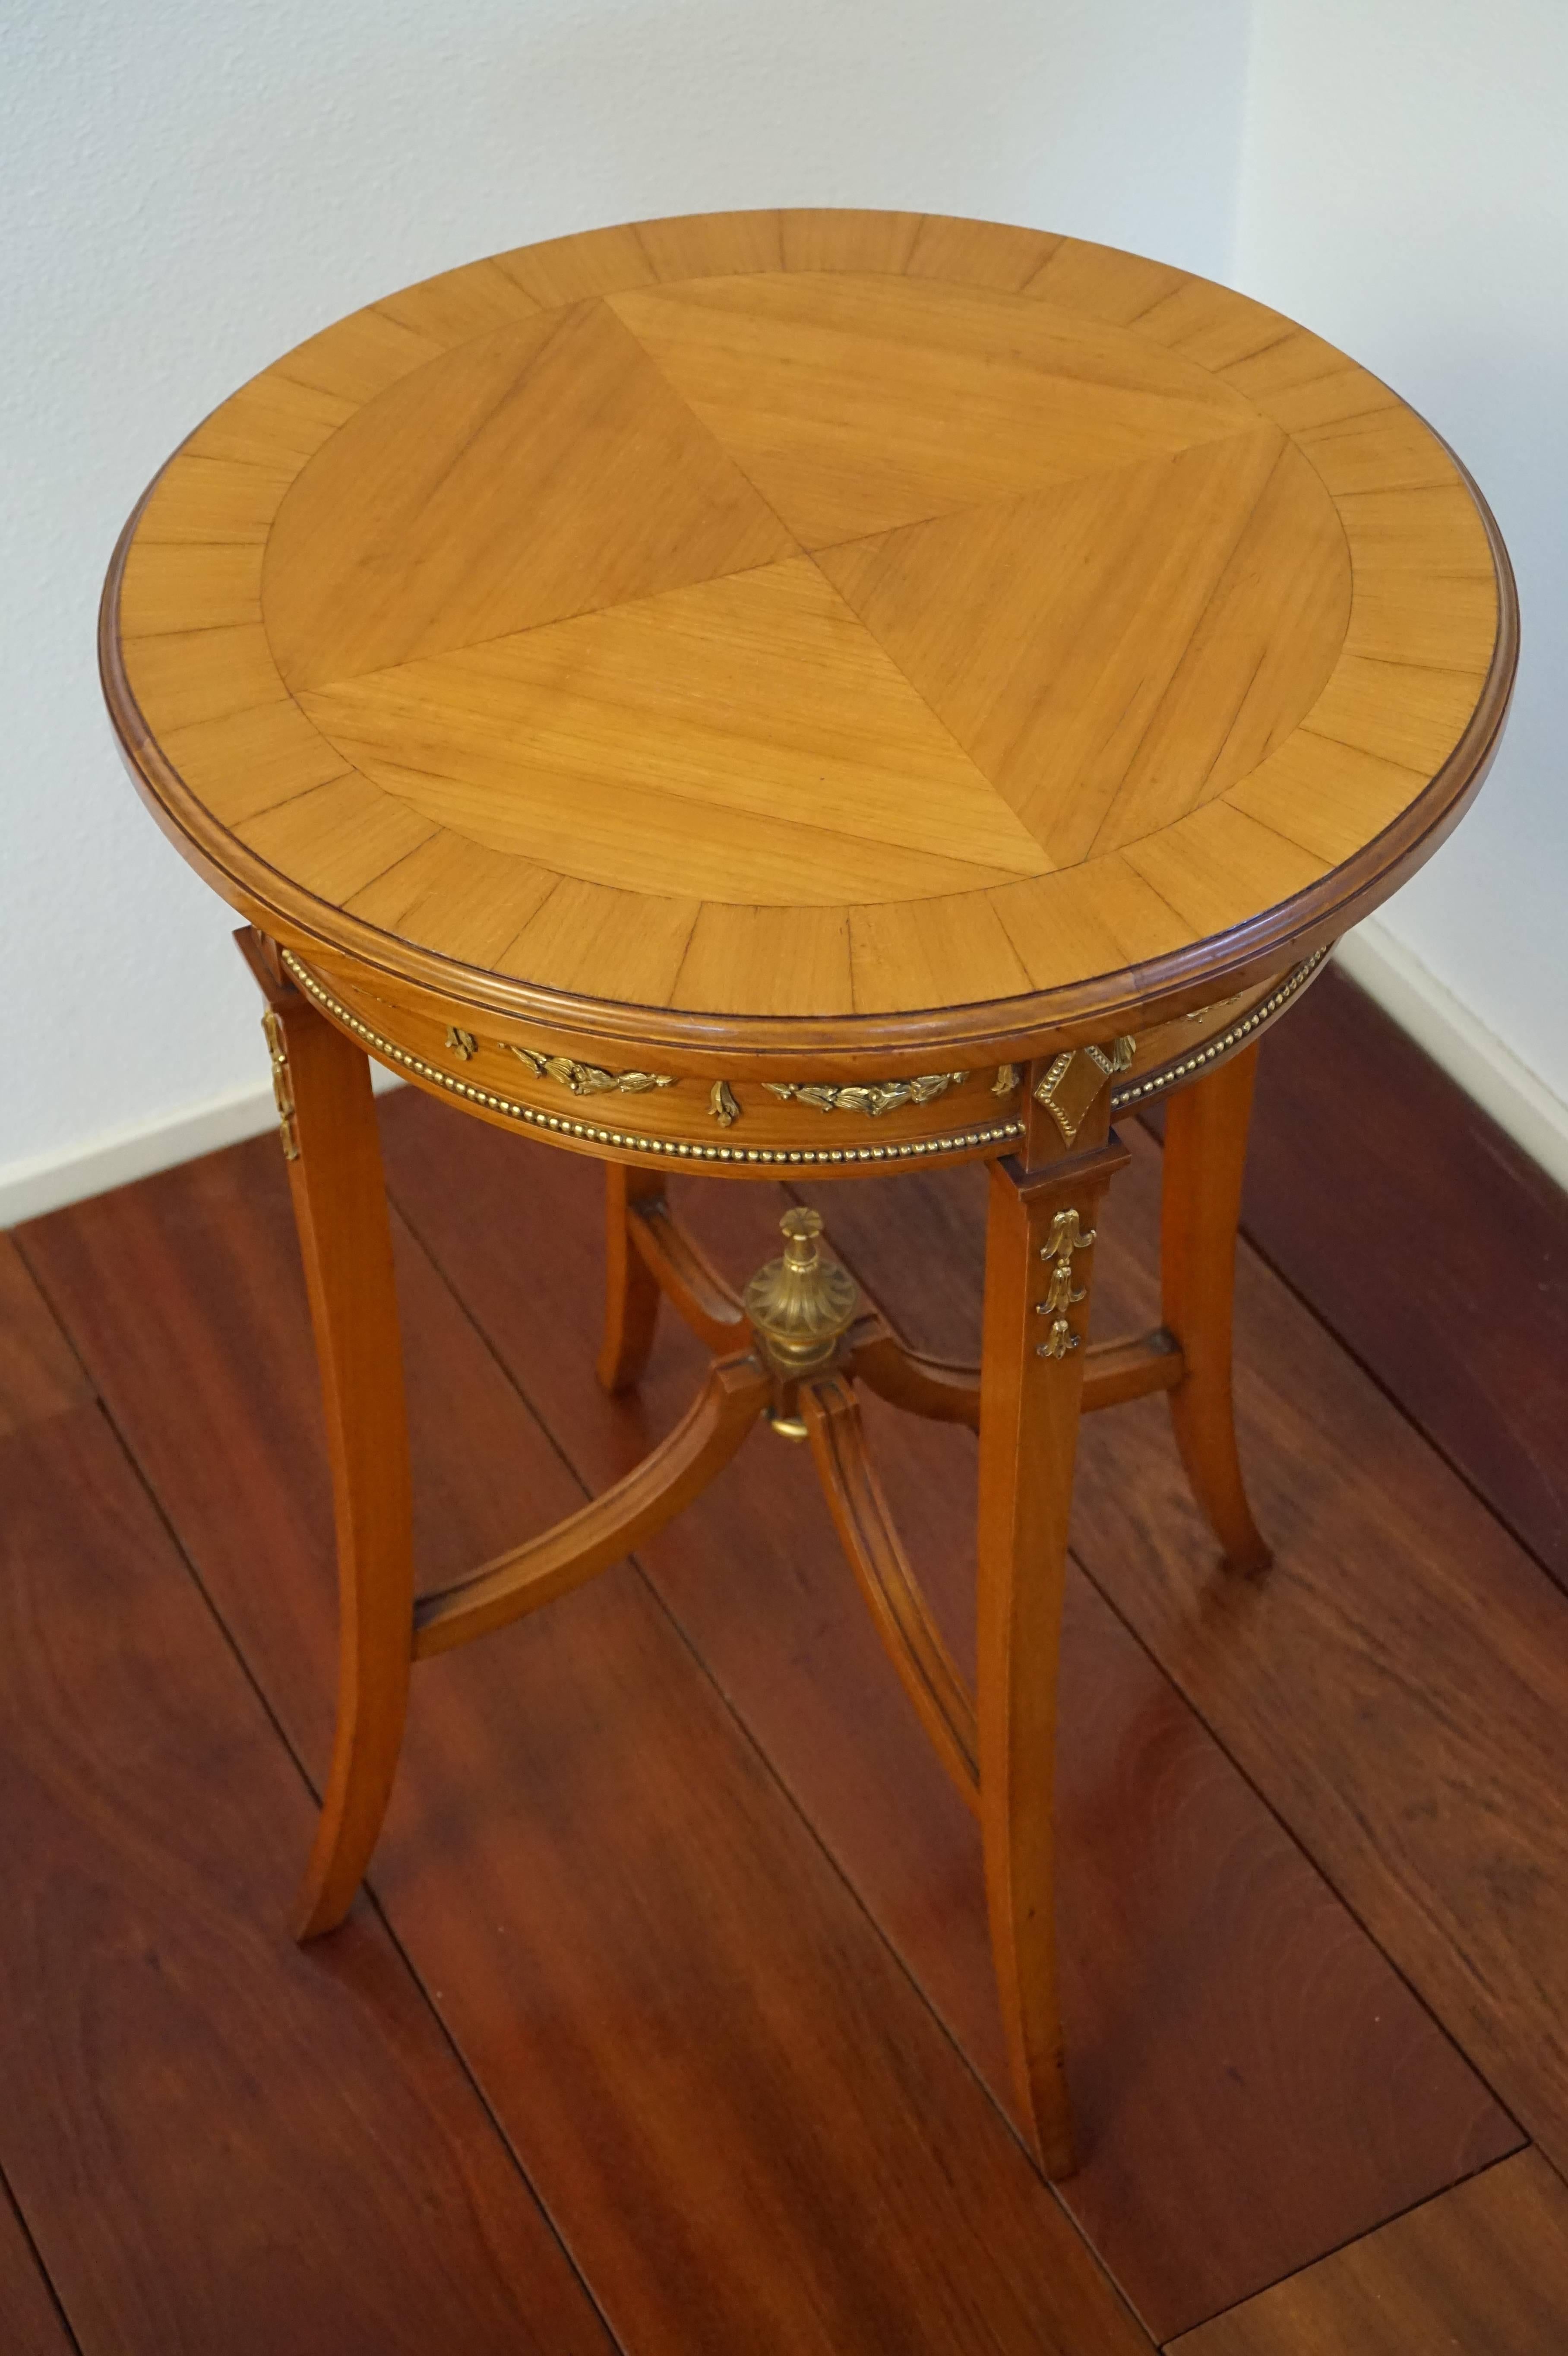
[596,1164,665,1393]
[977,1139,1125,2179]
[1161,1044,1272,1575]
[243,942,415,1940]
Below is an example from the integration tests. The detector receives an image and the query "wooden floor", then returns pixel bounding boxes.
[4,966,1567,2353]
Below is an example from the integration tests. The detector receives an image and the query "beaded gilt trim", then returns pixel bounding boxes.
[1109,949,1330,1109]
[278,952,1027,1168]
[280,942,1327,1160]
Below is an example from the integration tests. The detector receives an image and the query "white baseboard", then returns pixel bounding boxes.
[5,933,1563,1226]
[0,1067,403,1229]
[1334,919,1568,1194]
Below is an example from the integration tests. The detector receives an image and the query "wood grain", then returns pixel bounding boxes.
[136,452,295,545]
[0,1235,92,1438]
[1131,277,1292,373]
[1217,329,1396,434]
[607,270,1254,547]
[491,219,657,307]
[119,619,286,735]
[905,211,1062,290]
[120,533,264,637]
[105,212,1512,1045]
[182,371,355,468]
[1056,1123,1568,2191]
[343,829,558,968]
[631,206,785,283]
[262,298,794,689]
[294,558,1053,910]
[412,1351,768,1656]
[20,1139,1153,2356]
[247,947,417,1940]
[1121,798,1328,937]
[272,305,446,406]
[1298,648,1485,773]
[975,1138,1125,2176]
[1023,236,1189,324]
[9,946,1553,2347]
[77,209,1533,2356]
[236,772,436,906]
[156,700,351,823]
[815,427,1348,865]
[373,253,544,344]
[1241,965,1568,1586]
[368,1092,1517,2338]
[778,207,925,274]
[626,1185,748,1354]
[597,1161,666,1389]
[0,1402,609,2356]
[801,1371,979,1806]
[1160,1045,1271,1574]
[1171,2150,1568,2355]
[0,2185,72,2356]
[1227,729,1428,866]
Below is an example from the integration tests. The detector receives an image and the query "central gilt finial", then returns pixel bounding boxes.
[742,1207,858,1372]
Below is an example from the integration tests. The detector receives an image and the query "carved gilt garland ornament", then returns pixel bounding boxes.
[504,1043,674,1097]
[1035,1207,1095,1360]
[278,948,1325,1167]
[444,1022,675,1096]
[764,1071,968,1116]
[260,1009,300,1162]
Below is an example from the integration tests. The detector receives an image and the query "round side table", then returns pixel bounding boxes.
[101,208,1515,2179]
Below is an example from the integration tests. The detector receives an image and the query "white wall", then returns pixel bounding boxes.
[2,0,1249,1216]
[1236,0,1568,1134]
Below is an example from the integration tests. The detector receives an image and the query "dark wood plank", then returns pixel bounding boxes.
[1171,2150,1568,2355]
[803,1129,1568,2188]
[0,2182,74,2356]
[0,1234,92,1436]
[22,1139,1152,2356]
[1051,1124,1568,2184]
[0,1402,609,2356]
[1242,966,1568,1585]
[763,1125,1568,2198]
[374,1098,1517,2339]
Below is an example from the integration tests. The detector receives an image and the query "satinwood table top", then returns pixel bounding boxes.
[104,208,1515,1061]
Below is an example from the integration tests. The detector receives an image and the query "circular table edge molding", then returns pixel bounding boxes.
[100,294,1518,1076]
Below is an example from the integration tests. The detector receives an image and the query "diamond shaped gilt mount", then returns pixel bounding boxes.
[1034,1036,1136,1145]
